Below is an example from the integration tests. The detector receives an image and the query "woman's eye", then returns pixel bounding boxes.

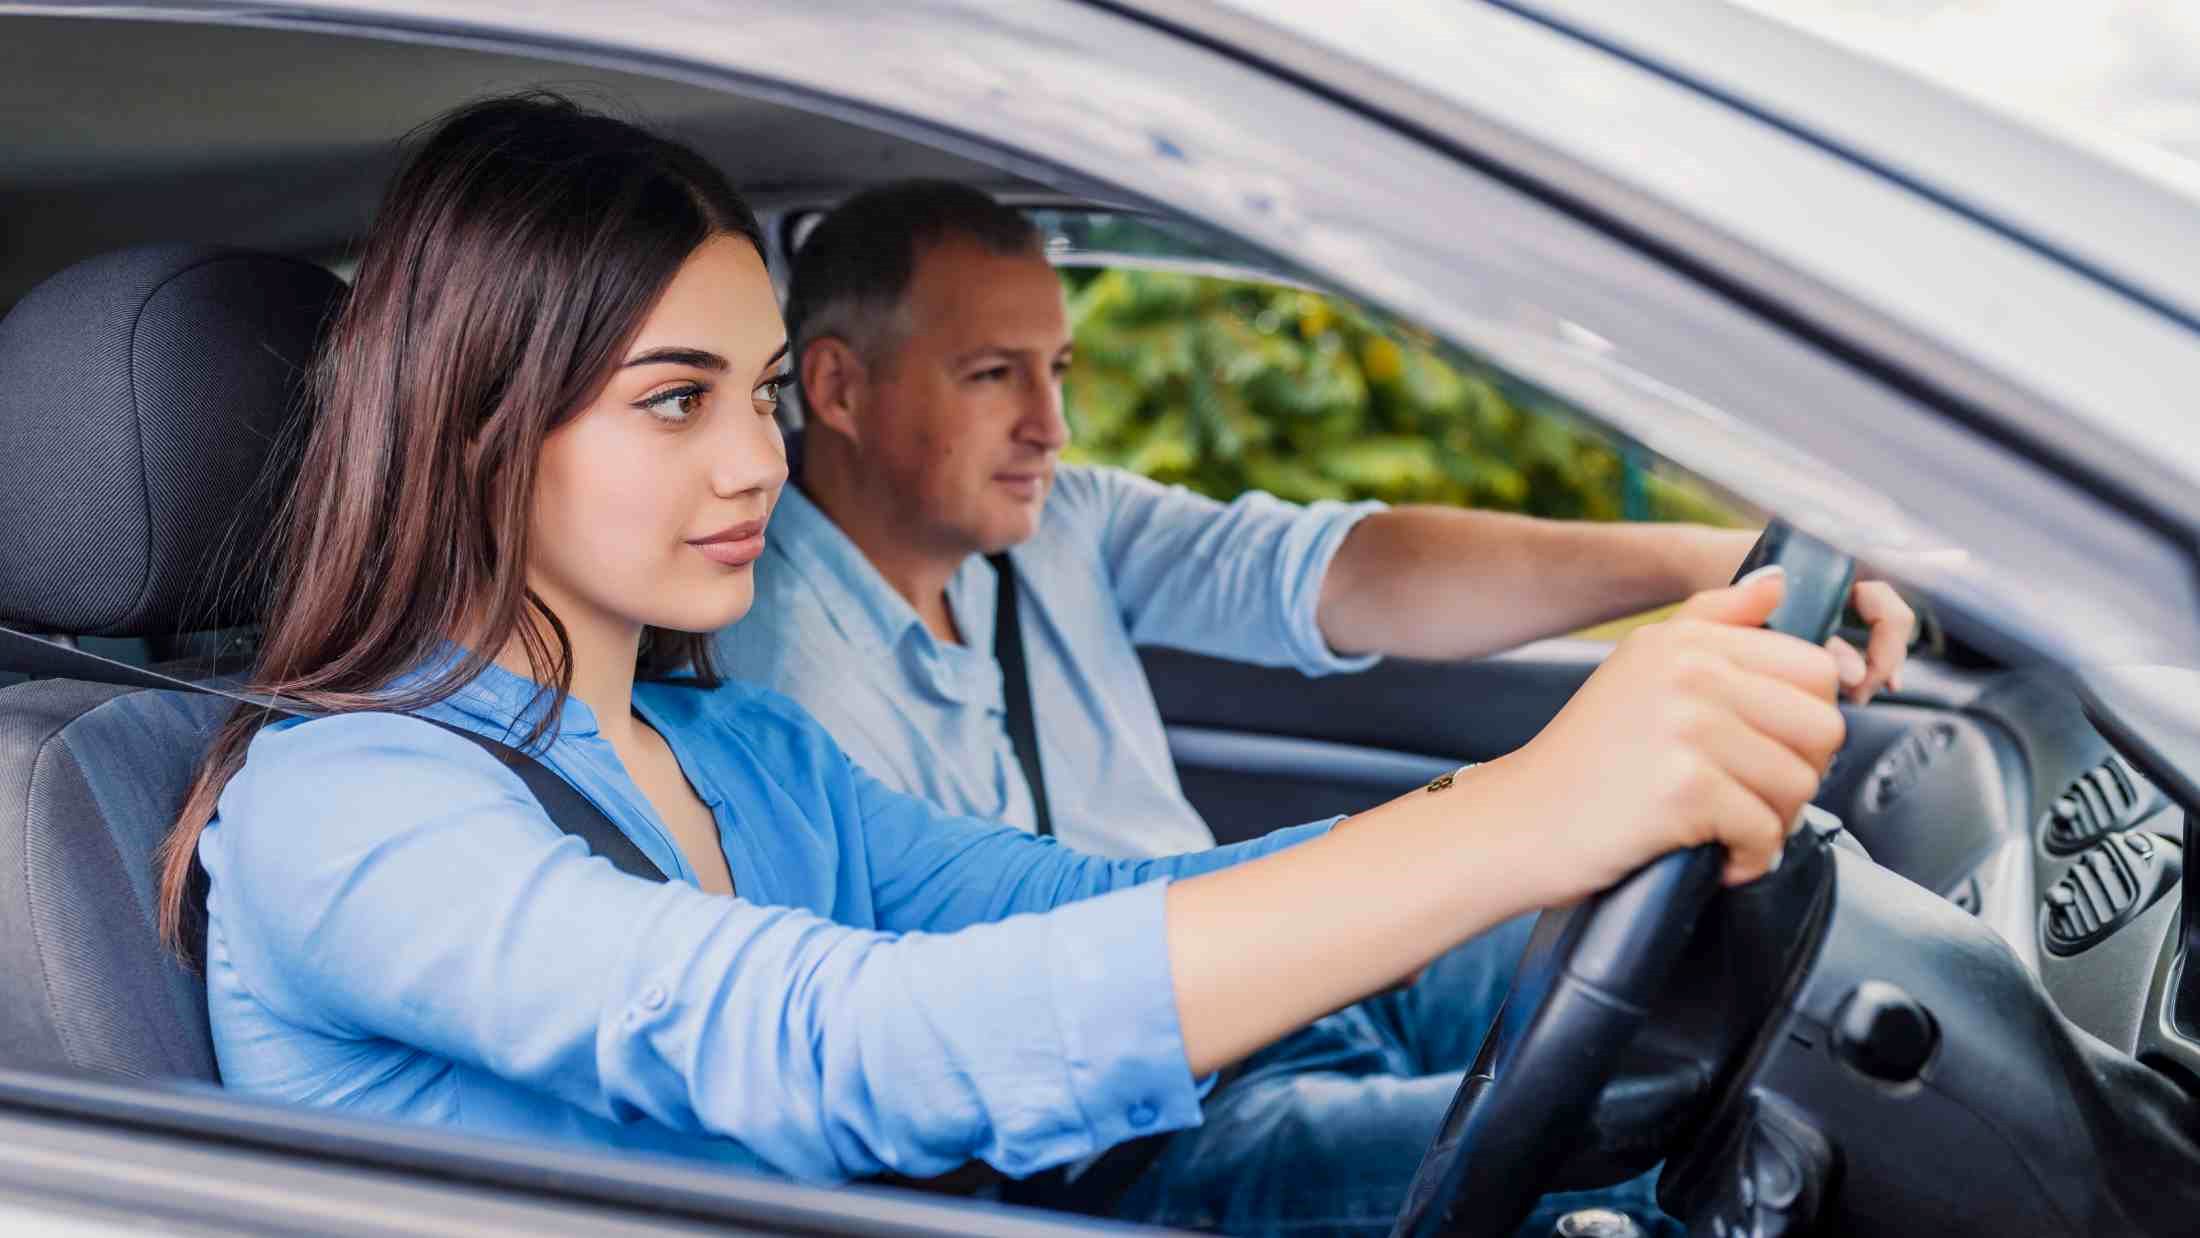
[638,384,708,423]
[752,375,790,412]
[970,366,1011,384]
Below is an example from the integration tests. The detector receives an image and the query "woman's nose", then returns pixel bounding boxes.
[710,410,789,500]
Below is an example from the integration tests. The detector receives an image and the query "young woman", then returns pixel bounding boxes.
[157,94,1843,1225]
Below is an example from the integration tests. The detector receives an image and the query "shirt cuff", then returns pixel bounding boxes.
[1045,880,1205,1159]
[1287,498,1387,676]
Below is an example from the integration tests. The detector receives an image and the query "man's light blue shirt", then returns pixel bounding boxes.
[715,465,1382,858]
[199,659,1331,1183]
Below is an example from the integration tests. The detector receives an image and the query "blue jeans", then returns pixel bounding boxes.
[1109,914,1681,1237]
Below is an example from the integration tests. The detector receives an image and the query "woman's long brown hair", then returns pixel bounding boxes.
[156,93,764,964]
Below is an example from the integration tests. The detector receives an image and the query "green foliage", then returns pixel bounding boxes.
[1062,268,1742,527]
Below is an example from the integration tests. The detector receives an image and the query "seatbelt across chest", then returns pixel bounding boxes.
[985,552,1054,838]
[0,625,665,882]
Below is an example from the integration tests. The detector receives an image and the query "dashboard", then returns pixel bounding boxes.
[1825,666,2192,1069]
[1154,642,2200,1096]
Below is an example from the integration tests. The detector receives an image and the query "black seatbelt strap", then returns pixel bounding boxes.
[0,624,666,882]
[428,723,666,882]
[985,552,1054,838]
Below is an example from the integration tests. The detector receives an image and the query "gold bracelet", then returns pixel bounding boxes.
[1424,765,1470,794]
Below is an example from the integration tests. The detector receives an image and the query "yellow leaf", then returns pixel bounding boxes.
[1360,336,1403,384]
[1296,293,1333,339]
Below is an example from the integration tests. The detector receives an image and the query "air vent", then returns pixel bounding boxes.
[2042,830,2180,956]
[1861,721,1957,813]
[2042,753,2163,855]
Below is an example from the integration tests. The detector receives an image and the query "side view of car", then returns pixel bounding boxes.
[1,1,2198,1234]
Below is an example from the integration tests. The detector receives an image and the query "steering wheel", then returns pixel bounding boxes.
[1389,520,1856,1238]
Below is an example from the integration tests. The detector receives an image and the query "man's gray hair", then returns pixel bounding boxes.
[785,181,1045,403]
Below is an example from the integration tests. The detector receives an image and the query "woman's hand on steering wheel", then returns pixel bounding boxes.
[1490,565,1848,898]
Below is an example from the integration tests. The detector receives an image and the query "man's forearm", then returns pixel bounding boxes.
[1315,506,1757,660]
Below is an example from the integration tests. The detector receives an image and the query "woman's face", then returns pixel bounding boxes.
[530,234,790,641]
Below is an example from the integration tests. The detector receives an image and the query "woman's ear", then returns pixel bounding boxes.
[800,337,864,445]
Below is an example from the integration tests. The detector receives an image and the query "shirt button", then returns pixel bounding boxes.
[638,984,669,1012]
[1127,1101,1158,1129]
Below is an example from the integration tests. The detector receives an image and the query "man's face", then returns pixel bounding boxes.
[857,236,1072,557]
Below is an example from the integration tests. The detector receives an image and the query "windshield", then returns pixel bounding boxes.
[1736,0,2200,195]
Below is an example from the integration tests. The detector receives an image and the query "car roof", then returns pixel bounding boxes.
[1515,0,2200,329]
[1205,0,2200,330]
[1143,0,2200,495]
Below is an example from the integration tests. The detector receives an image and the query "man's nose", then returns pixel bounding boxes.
[710,408,789,499]
[1022,374,1071,451]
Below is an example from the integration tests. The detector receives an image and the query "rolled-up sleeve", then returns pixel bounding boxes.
[200,713,1240,1182]
[1059,465,1383,675]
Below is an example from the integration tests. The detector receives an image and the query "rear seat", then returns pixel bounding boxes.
[0,245,343,1081]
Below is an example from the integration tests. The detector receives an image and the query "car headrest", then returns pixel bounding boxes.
[0,245,344,638]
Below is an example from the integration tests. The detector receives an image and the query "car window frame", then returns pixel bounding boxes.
[246,0,2195,671]
[8,2,2192,662]
[0,1067,1114,1236]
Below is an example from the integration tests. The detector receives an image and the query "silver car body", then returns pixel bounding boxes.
[3,0,2197,1232]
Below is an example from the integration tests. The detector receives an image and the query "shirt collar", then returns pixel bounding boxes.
[389,644,603,741]
[768,483,1004,708]
[766,484,928,656]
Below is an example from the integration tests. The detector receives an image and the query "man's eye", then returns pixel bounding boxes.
[638,384,708,422]
[971,366,1011,384]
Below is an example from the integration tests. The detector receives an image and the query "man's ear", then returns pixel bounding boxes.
[800,337,865,445]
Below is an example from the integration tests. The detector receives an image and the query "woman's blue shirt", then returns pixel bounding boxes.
[199,660,1329,1182]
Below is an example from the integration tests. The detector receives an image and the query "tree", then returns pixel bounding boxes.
[1062,268,1740,529]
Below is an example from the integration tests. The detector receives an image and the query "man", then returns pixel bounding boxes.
[717,182,1912,1234]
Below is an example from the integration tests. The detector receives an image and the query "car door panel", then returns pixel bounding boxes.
[1144,639,1610,844]
[1167,726,1457,844]
[1144,639,1612,755]
[1153,642,2031,915]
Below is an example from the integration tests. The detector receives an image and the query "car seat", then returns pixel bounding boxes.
[0,245,343,1081]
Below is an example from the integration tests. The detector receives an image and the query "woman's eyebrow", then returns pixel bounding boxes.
[759,342,790,374]
[622,346,728,371]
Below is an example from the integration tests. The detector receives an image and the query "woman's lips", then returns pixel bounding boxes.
[689,519,766,567]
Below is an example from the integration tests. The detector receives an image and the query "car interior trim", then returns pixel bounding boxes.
[1165,726,1457,790]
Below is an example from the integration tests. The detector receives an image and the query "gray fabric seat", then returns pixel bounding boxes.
[0,682,231,1078]
[0,245,343,1081]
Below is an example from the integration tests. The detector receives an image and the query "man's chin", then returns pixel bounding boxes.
[973,512,1044,557]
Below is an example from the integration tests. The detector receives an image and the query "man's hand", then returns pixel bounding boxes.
[1826,579,1915,704]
